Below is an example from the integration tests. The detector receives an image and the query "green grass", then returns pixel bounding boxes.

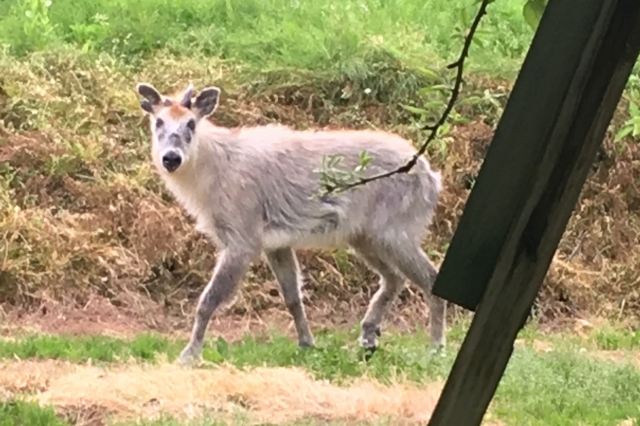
[0,327,456,384]
[497,349,640,425]
[0,332,180,364]
[0,400,67,426]
[2,324,640,425]
[519,317,640,352]
[0,0,533,78]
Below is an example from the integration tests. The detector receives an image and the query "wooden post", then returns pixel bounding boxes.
[427,0,640,424]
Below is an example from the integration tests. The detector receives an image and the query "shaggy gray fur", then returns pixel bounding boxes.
[136,83,446,365]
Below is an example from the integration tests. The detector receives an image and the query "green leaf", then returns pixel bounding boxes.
[431,84,451,92]
[472,35,485,48]
[459,7,470,27]
[417,67,439,81]
[216,337,229,357]
[202,348,224,363]
[615,125,634,142]
[523,0,546,31]
[359,150,373,167]
[458,95,483,105]
[438,122,452,137]
[423,100,447,110]
[328,155,343,168]
[401,104,429,115]
[452,116,472,125]
[418,86,439,96]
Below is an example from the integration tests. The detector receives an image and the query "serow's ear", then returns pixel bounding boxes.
[180,84,194,109]
[136,83,163,114]
[192,86,220,119]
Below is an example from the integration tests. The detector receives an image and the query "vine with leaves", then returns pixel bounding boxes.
[316,0,550,196]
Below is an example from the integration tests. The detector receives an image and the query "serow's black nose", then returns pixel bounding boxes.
[162,151,182,172]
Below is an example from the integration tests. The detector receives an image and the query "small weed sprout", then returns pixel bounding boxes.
[20,0,55,50]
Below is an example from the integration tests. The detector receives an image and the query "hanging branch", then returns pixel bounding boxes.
[320,0,492,195]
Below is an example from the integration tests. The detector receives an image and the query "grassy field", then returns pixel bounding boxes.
[0,0,531,72]
[1,0,640,424]
[2,323,640,425]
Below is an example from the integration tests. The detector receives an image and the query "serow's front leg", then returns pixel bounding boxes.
[178,249,252,366]
[264,247,315,347]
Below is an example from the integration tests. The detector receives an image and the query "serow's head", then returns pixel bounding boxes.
[136,83,220,174]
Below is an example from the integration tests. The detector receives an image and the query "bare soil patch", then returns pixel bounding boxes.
[0,292,444,345]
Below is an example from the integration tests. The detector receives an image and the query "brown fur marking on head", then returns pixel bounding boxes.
[167,103,190,120]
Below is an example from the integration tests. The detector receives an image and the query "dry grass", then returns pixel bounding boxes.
[0,47,639,329]
[588,350,640,369]
[0,359,444,425]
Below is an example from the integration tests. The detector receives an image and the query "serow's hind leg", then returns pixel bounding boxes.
[351,238,405,354]
[384,241,447,348]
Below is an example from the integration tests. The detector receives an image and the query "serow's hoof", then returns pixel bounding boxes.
[177,347,203,367]
[359,334,378,362]
[363,345,377,362]
[298,339,315,348]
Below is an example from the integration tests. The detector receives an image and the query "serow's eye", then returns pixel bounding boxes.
[187,119,196,132]
[155,118,164,129]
